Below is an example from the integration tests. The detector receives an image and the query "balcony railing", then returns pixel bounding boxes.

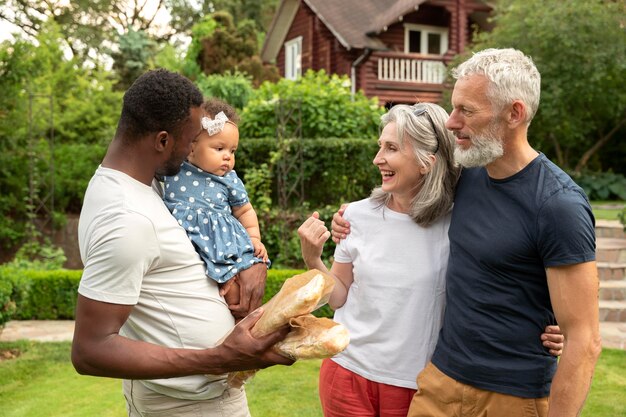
[376,54,446,84]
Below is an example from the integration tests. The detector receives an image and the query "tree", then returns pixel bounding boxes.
[0,0,173,64]
[0,22,121,249]
[182,11,279,86]
[466,0,626,172]
[111,29,157,90]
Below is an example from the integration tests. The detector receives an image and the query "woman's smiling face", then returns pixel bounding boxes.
[372,121,424,201]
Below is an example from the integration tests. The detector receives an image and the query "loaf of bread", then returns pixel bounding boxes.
[226,269,345,388]
[273,314,349,360]
[251,269,334,337]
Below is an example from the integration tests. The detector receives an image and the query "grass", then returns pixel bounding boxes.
[1,341,625,417]
[591,201,625,221]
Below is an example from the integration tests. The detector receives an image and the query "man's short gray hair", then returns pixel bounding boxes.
[451,48,541,125]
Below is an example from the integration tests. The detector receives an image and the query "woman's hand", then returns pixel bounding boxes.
[542,324,564,357]
[298,212,330,269]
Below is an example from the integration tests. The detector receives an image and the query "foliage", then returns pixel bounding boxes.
[8,240,67,271]
[0,267,333,321]
[181,15,218,79]
[110,29,157,90]
[151,41,185,72]
[618,208,626,230]
[0,277,16,327]
[166,0,280,36]
[0,0,118,63]
[236,137,380,208]
[195,71,254,110]
[0,23,121,249]
[466,0,626,172]
[571,171,626,202]
[240,70,384,140]
[182,11,279,87]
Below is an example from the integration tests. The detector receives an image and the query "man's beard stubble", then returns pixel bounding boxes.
[453,121,504,168]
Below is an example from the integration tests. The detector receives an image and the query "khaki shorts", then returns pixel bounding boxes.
[123,380,251,417]
[407,362,548,417]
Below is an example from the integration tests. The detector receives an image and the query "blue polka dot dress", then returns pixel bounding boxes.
[163,161,268,283]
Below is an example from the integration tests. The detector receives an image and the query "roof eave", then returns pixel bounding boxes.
[261,0,301,62]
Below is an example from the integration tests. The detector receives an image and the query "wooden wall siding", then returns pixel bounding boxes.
[270,0,491,104]
[378,7,451,53]
[311,13,335,73]
[276,1,315,77]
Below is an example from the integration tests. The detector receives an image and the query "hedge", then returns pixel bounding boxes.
[0,267,333,327]
[236,137,379,207]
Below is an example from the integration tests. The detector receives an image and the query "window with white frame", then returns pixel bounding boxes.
[404,24,448,55]
[284,36,302,80]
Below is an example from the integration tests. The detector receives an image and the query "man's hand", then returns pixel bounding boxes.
[230,263,267,320]
[542,325,564,357]
[330,203,350,243]
[213,308,294,373]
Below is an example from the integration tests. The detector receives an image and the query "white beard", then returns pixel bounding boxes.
[454,122,504,168]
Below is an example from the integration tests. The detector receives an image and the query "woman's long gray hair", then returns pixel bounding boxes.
[371,103,460,227]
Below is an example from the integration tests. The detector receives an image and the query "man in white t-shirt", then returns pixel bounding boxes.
[72,69,292,417]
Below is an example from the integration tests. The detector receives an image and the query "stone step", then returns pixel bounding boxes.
[600,280,626,301]
[597,237,626,263]
[595,219,626,239]
[599,322,626,349]
[598,262,626,281]
[599,300,626,322]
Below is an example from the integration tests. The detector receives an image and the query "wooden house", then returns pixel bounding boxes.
[261,0,493,106]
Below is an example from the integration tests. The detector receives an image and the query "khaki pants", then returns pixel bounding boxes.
[123,380,251,417]
[407,362,548,417]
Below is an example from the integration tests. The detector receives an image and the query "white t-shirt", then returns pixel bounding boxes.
[78,166,235,400]
[332,198,450,389]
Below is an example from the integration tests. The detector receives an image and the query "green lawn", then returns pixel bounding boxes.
[1,341,625,416]
[591,201,625,221]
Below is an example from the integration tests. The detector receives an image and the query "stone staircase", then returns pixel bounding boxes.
[597,220,626,349]
[597,220,626,321]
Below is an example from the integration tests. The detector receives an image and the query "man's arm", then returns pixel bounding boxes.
[546,261,602,417]
[71,294,292,379]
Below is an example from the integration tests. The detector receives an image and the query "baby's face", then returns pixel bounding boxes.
[187,122,239,176]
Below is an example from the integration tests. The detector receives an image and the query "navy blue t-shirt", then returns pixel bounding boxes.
[431,153,595,398]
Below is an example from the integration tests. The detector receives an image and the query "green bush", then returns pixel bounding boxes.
[0,267,334,321]
[196,71,254,110]
[0,277,16,327]
[240,69,384,140]
[571,171,626,201]
[236,137,379,208]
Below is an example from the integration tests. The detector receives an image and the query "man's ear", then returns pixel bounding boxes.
[155,131,170,152]
[507,100,527,127]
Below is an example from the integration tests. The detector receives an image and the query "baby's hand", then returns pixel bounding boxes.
[251,237,268,262]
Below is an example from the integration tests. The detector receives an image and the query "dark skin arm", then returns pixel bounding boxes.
[330,204,565,355]
[228,262,267,320]
[71,294,292,379]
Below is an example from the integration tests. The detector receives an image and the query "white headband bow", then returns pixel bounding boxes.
[201,111,230,136]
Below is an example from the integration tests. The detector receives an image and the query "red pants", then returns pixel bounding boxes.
[319,359,417,417]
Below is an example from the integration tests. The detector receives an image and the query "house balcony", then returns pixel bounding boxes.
[364,52,448,105]
[376,51,447,84]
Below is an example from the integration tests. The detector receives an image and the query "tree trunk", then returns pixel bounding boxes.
[574,115,626,174]
[550,132,565,167]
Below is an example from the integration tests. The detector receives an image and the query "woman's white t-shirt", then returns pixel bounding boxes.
[332,198,450,389]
